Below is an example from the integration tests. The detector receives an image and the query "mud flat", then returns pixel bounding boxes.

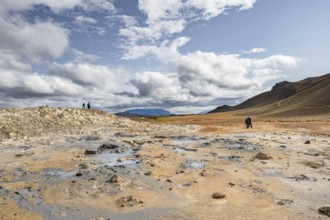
[0,107,329,219]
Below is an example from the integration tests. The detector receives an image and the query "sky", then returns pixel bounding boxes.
[0,0,329,114]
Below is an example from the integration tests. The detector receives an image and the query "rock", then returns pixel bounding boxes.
[200,169,209,177]
[302,161,324,169]
[318,207,330,217]
[79,163,89,169]
[292,174,310,181]
[84,149,98,155]
[107,174,124,184]
[116,195,143,208]
[254,152,272,160]
[228,182,235,187]
[75,172,82,177]
[277,199,293,205]
[212,192,226,199]
[99,143,120,151]
[304,140,311,144]
[144,171,152,176]
[165,179,172,183]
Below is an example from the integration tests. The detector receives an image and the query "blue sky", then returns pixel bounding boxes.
[0,0,329,113]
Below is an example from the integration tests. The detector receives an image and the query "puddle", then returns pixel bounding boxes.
[218,155,242,162]
[257,170,287,178]
[172,137,198,146]
[229,142,257,151]
[88,149,140,167]
[42,168,76,179]
[182,160,206,169]
[216,139,259,151]
[171,135,214,148]
[175,148,186,154]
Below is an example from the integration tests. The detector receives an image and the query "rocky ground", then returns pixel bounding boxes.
[0,107,329,220]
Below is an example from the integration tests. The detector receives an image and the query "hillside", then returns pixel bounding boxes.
[209,73,330,117]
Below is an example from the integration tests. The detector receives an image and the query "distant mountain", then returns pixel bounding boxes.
[116,108,171,117]
[209,73,330,117]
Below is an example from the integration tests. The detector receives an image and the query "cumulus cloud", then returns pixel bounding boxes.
[0,15,69,62]
[50,62,132,94]
[0,0,116,13]
[128,51,300,107]
[119,0,257,59]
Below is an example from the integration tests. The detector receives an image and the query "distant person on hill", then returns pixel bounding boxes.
[82,102,85,109]
[247,116,252,128]
[87,102,91,109]
[245,117,249,128]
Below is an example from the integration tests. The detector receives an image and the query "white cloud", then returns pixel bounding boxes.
[186,0,256,20]
[121,37,190,60]
[71,49,101,63]
[0,0,116,13]
[243,48,266,54]
[119,0,258,60]
[80,0,116,13]
[0,15,69,62]
[74,16,97,25]
[174,51,300,97]
[0,0,81,13]
[127,50,300,109]
[50,62,131,93]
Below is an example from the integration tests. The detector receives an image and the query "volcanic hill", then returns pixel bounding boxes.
[209,73,330,117]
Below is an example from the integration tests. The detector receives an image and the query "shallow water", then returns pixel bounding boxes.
[42,168,76,179]
[182,160,206,169]
[88,149,140,167]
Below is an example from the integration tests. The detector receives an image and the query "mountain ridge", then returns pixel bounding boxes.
[209,73,330,117]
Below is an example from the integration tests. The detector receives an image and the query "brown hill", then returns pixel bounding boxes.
[209,73,330,117]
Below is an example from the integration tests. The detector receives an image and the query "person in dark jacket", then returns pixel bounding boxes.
[247,116,252,128]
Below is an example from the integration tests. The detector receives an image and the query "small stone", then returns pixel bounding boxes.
[75,172,82,177]
[304,140,311,144]
[212,192,226,199]
[84,150,98,155]
[144,171,152,176]
[108,174,124,184]
[277,199,293,206]
[228,182,235,187]
[254,152,272,160]
[166,179,172,183]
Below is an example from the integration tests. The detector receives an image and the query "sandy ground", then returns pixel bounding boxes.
[0,107,329,220]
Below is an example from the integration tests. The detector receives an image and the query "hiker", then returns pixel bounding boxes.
[87,102,90,109]
[247,116,252,128]
[82,102,85,109]
[245,117,249,128]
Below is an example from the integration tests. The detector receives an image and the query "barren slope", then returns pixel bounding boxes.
[210,73,330,117]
